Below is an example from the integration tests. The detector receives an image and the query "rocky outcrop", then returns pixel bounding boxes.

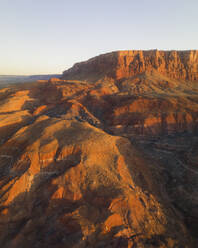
[0,118,193,248]
[62,50,198,81]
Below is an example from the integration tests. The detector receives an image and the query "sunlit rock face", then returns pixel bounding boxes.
[62,50,198,138]
[62,50,198,81]
[0,50,198,247]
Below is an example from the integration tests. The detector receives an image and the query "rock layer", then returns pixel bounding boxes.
[62,50,198,81]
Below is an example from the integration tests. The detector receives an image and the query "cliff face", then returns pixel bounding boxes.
[62,50,198,81]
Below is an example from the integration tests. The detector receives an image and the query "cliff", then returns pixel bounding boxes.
[62,50,198,81]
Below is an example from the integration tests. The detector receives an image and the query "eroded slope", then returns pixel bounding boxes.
[0,117,193,247]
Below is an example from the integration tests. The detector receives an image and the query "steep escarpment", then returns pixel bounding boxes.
[62,50,198,81]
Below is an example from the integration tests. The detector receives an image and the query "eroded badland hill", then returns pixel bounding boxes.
[0,50,198,247]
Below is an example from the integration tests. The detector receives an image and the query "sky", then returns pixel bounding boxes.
[0,0,197,75]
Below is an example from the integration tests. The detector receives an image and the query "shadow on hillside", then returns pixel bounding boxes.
[0,151,132,248]
[0,114,195,247]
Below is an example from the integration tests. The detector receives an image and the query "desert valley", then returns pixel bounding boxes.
[0,50,198,247]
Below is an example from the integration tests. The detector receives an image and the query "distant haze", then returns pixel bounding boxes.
[0,0,198,75]
[0,75,60,87]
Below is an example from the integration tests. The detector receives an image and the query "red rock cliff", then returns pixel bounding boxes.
[62,50,198,81]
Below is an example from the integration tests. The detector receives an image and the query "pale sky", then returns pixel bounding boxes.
[0,0,197,75]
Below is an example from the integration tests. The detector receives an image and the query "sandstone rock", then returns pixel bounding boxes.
[62,50,198,81]
[0,119,193,247]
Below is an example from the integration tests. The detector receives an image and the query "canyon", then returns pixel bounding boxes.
[0,50,198,247]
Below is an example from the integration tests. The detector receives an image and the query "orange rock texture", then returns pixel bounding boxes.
[0,50,198,247]
[62,50,198,81]
[0,118,193,247]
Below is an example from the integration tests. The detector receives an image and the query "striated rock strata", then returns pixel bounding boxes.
[62,50,198,81]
